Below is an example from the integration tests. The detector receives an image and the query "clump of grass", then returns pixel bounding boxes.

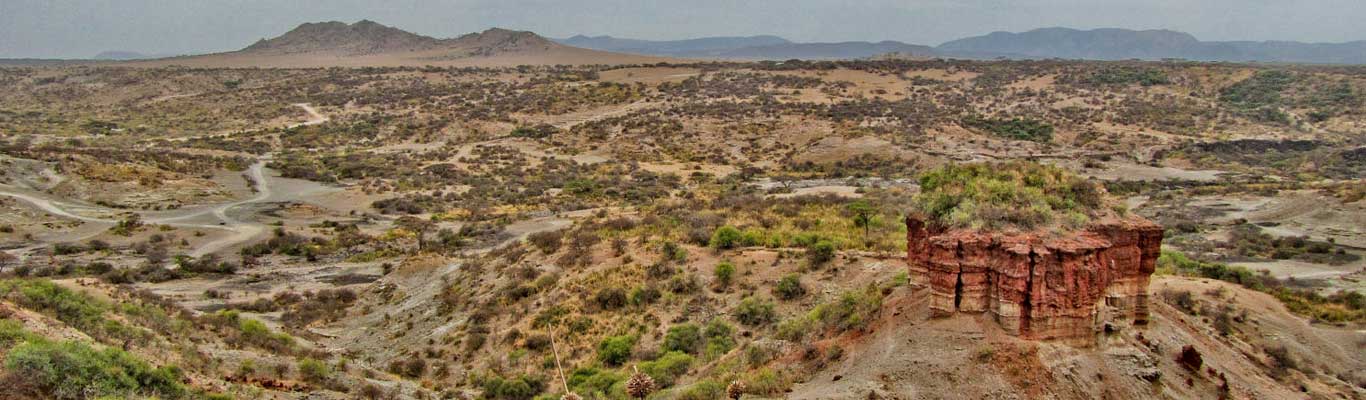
[912,161,1109,231]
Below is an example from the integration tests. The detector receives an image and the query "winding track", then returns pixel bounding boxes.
[1,104,324,261]
[0,158,275,260]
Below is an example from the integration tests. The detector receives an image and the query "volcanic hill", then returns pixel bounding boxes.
[132,20,670,68]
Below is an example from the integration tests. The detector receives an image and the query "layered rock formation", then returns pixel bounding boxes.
[907,215,1162,343]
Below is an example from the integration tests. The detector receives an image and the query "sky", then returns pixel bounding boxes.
[2,0,1365,58]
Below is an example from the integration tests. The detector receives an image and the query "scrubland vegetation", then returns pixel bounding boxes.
[0,57,1362,398]
[912,161,1111,231]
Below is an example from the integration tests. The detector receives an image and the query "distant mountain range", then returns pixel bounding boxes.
[121,20,665,68]
[38,23,1366,67]
[557,35,792,58]
[92,51,176,61]
[938,28,1366,64]
[239,20,570,58]
[556,35,934,60]
[559,27,1366,64]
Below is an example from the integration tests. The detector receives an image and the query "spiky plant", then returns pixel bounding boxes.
[726,380,746,399]
[626,366,656,399]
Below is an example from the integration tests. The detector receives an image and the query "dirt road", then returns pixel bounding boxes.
[0,159,278,260]
[1,102,328,261]
[287,103,329,128]
[159,103,328,144]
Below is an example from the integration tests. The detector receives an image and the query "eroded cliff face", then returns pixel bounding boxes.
[907,216,1163,344]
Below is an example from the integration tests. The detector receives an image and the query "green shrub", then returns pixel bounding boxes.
[566,367,624,398]
[1083,67,1170,86]
[298,358,331,383]
[4,338,185,399]
[596,335,635,366]
[662,323,703,354]
[1220,70,1296,109]
[709,226,743,250]
[510,124,558,139]
[889,271,910,288]
[639,351,694,387]
[630,286,661,305]
[777,284,885,341]
[806,240,836,265]
[594,287,628,310]
[792,232,825,247]
[775,315,814,341]
[774,274,806,300]
[713,261,736,288]
[389,357,427,378]
[962,115,1053,142]
[0,319,40,348]
[661,241,688,262]
[481,374,547,400]
[51,243,86,256]
[527,230,564,254]
[739,228,766,247]
[109,215,143,236]
[811,284,884,333]
[564,179,599,196]
[744,367,792,395]
[734,297,777,326]
[238,317,295,352]
[702,320,735,359]
[0,279,137,341]
[675,379,725,400]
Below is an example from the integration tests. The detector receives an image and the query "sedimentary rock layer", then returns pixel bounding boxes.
[907,216,1162,343]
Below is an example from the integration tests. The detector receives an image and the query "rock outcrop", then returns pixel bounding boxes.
[907,215,1162,343]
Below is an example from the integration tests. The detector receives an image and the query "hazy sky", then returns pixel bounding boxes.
[3,0,1364,58]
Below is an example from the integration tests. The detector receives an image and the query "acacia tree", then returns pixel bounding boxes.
[847,200,874,238]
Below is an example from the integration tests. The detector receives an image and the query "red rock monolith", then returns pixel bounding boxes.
[906,214,1162,344]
